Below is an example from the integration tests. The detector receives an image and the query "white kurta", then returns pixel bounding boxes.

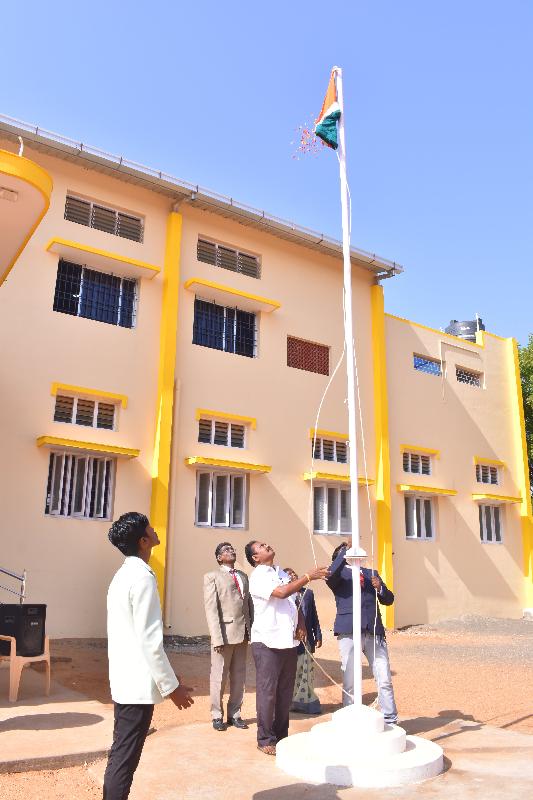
[107,556,178,704]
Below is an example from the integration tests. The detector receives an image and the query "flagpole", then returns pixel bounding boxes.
[333,65,362,709]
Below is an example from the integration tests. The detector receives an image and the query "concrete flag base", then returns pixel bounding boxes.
[276,704,444,788]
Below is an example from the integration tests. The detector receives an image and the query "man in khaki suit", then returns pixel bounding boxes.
[203,541,253,731]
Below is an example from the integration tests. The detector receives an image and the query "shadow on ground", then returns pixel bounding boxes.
[0,712,104,732]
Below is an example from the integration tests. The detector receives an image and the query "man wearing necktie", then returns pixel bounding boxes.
[203,542,253,731]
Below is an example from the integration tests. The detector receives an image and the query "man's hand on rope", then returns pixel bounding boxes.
[307,566,330,581]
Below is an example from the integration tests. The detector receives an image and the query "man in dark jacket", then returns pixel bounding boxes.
[326,541,398,724]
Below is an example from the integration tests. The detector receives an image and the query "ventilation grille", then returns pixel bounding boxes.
[65,195,144,243]
[456,366,481,387]
[197,239,261,279]
[287,336,329,376]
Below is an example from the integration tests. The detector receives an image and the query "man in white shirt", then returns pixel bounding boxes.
[245,540,328,755]
[103,512,193,800]
[203,541,253,731]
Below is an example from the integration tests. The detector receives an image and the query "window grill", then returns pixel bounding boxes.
[456,366,481,387]
[65,195,144,243]
[192,298,256,358]
[403,452,431,475]
[195,471,247,528]
[404,495,434,539]
[476,464,499,485]
[197,418,246,448]
[53,260,137,328]
[287,336,329,376]
[479,504,502,543]
[312,437,348,464]
[413,355,441,376]
[313,484,351,534]
[45,451,114,519]
[197,238,261,279]
[54,394,117,430]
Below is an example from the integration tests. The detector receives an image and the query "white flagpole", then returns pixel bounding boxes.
[333,65,362,709]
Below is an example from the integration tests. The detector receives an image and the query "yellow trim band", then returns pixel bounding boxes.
[36,436,139,458]
[385,312,484,349]
[0,149,53,287]
[149,212,183,601]
[303,471,374,486]
[372,285,394,628]
[184,277,280,311]
[195,409,257,429]
[400,444,440,457]
[186,456,271,473]
[45,237,161,276]
[309,428,349,440]
[507,338,533,607]
[51,383,128,408]
[472,493,522,504]
[473,456,506,468]
[397,484,457,496]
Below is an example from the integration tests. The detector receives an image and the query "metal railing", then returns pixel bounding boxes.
[0,566,26,604]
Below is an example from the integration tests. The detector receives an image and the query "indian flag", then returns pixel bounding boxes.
[315,70,341,149]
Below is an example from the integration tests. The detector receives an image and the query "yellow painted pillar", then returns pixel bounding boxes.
[371,284,394,628]
[508,338,533,609]
[150,211,183,600]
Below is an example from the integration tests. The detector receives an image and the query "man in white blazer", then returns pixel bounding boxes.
[103,512,193,800]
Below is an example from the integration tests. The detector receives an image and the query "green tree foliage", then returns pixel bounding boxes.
[518,335,533,493]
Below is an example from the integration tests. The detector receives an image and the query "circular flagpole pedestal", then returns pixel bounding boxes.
[276,705,444,788]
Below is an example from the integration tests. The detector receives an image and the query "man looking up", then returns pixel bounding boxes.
[245,540,328,755]
[104,512,193,800]
[326,537,398,725]
[203,541,253,731]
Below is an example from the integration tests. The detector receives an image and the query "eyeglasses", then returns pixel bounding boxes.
[218,546,235,554]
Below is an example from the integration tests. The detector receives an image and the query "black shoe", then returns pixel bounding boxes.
[227,717,248,729]
[212,719,226,731]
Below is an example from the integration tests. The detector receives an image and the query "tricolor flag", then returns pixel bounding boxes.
[315,70,341,150]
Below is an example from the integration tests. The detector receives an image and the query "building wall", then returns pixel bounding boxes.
[385,315,526,626]
[1,138,529,638]
[0,140,170,635]
[164,206,377,636]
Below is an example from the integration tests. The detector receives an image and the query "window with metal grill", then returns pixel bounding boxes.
[404,495,434,539]
[475,464,499,485]
[413,355,441,376]
[195,471,247,528]
[478,504,502,543]
[197,238,260,279]
[197,418,245,448]
[44,451,114,519]
[64,195,144,243]
[312,437,348,463]
[53,260,137,328]
[54,394,117,430]
[456,366,482,387]
[403,452,431,476]
[287,336,329,376]
[192,298,256,358]
[313,484,351,534]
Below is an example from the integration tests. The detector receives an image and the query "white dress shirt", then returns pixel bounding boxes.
[249,565,298,649]
[107,556,178,704]
[221,564,244,595]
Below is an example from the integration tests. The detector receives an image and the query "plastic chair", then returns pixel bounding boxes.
[0,635,50,702]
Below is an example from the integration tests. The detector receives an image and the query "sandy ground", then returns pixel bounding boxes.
[1,616,531,799]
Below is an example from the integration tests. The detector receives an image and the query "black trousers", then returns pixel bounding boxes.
[252,642,297,747]
[103,703,154,800]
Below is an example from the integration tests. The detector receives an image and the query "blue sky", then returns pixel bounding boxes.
[3,1,531,344]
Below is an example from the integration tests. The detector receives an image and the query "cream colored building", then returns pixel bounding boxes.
[1,116,531,637]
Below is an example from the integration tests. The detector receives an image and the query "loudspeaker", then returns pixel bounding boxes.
[0,604,47,657]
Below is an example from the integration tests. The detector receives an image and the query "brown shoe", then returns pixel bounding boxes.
[257,744,276,756]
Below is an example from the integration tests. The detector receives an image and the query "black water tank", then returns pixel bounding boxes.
[445,318,485,343]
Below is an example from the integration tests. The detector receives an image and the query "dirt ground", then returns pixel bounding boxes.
[1,616,531,799]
